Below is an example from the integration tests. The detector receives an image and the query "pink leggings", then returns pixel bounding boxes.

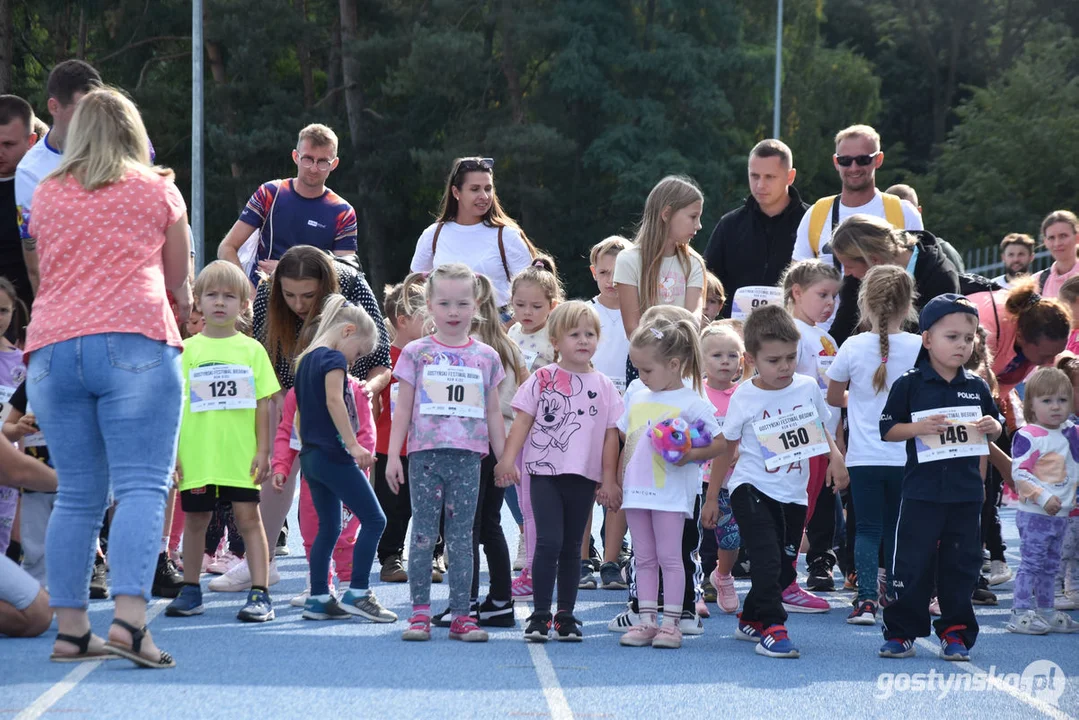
[625,508,685,620]
[298,476,361,582]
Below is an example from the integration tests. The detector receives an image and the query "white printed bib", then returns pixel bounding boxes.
[420,365,484,419]
[289,411,302,451]
[22,401,45,448]
[731,286,784,321]
[521,350,539,371]
[753,407,829,471]
[0,385,12,425]
[189,365,257,412]
[911,406,986,463]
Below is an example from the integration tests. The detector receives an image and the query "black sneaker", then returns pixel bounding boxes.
[553,611,583,642]
[600,561,627,590]
[806,559,835,592]
[89,555,109,599]
[972,575,998,606]
[434,603,478,628]
[152,552,184,599]
[478,597,516,627]
[524,612,552,643]
[579,560,597,590]
[275,526,289,557]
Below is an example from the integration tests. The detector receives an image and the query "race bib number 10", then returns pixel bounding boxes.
[420,365,484,419]
[912,406,986,463]
[753,407,829,471]
[189,365,257,412]
[731,286,784,322]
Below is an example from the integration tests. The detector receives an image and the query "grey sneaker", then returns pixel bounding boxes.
[600,561,627,590]
[237,589,274,623]
[340,589,398,623]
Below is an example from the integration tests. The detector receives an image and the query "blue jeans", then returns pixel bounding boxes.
[27,333,183,608]
[503,484,524,526]
[849,466,903,602]
[299,448,386,596]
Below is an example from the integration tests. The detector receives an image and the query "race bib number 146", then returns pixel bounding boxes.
[912,406,986,463]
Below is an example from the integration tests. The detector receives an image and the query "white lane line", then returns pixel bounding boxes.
[913,638,1074,720]
[16,598,169,720]
[514,604,575,720]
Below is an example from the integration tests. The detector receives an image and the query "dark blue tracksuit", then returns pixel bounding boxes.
[878,359,1002,648]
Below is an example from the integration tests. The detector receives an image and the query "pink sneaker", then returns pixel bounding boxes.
[449,615,489,642]
[781,582,829,613]
[201,553,215,574]
[208,551,241,575]
[711,569,740,614]
[929,597,941,616]
[512,569,533,601]
[695,599,710,618]
[620,622,659,647]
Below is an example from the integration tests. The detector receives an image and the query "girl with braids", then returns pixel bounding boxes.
[825,265,922,626]
[617,309,725,649]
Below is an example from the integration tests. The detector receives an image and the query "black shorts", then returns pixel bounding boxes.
[180,485,260,513]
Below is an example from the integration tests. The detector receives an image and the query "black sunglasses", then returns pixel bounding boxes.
[835,151,881,167]
[455,157,495,178]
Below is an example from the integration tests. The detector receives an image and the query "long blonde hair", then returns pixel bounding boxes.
[629,305,704,392]
[295,294,377,370]
[47,87,171,190]
[632,176,706,315]
[472,274,527,384]
[830,214,916,266]
[856,265,918,393]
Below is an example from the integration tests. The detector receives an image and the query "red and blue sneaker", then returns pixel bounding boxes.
[735,613,762,642]
[879,638,916,658]
[755,624,799,658]
[939,626,970,661]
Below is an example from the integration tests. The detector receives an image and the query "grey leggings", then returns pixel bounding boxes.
[407,449,481,615]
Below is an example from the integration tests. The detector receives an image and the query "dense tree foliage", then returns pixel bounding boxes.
[6,0,1077,293]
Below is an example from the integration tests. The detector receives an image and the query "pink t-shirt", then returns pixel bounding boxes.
[511,364,623,482]
[703,383,737,482]
[393,336,505,456]
[1068,329,1079,356]
[25,170,186,354]
[1042,261,1079,300]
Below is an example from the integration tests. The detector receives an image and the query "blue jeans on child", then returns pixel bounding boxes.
[27,333,183,608]
[849,466,903,602]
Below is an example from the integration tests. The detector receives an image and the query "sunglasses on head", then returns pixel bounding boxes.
[835,151,881,167]
[455,157,495,178]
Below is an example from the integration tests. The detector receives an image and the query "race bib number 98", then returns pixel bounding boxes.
[912,406,986,463]
[753,407,829,471]
[731,286,784,322]
[189,365,257,412]
[420,365,484,419]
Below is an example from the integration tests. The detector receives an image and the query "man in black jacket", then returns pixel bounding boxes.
[704,139,808,319]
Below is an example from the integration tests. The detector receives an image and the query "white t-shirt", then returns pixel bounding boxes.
[792,190,923,331]
[826,331,922,467]
[15,132,63,241]
[508,322,555,374]
[613,246,704,310]
[722,374,832,506]
[793,318,840,433]
[410,221,532,307]
[591,297,629,394]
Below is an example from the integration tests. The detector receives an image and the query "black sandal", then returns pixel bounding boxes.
[103,618,175,669]
[49,629,115,663]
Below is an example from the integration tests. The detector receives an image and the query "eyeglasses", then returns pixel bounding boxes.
[298,155,335,171]
[835,151,881,167]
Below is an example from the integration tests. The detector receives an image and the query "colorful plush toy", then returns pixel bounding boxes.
[650,418,713,464]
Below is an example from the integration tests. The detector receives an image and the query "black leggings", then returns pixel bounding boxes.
[471,450,513,603]
[374,453,412,562]
[530,473,596,615]
[205,502,244,557]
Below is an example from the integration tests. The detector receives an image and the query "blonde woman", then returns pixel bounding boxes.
[24,87,191,668]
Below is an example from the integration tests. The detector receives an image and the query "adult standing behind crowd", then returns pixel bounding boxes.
[209,245,391,594]
[992,233,1036,290]
[410,157,535,318]
[968,279,1071,396]
[704,139,807,319]
[24,88,191,668]
[1034,210,1079,299]
[218,124,359,285]
[884,183,966,274]
[792,124,923,342]
[17,60,102,295]
[0,95,40,316]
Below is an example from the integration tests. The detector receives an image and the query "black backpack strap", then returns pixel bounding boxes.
[498,226,511,282]
[1037,268,1049,293]
[431,222,444,255]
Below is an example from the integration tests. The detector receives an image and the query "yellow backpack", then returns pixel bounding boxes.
[808,193,906,256]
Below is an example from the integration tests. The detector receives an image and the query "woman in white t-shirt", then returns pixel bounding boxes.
[410,157,535,314]
[825,265,922,626]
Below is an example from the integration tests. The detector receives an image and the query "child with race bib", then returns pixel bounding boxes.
[618,311,724,649]
[497,301,623,642]
[825,266,922,626]
[289,294,396,624]
[1054,354,1079,611]
[780,259,842,606]
[506,256,562,602]
[0,277,27,554]
[700,322,747,615]
[703,304,847,659]
[386,262,507,642]
[1006,367,1079,634]
[878,294,1002,661]
[167,261,280,623]
[372,279,427,585]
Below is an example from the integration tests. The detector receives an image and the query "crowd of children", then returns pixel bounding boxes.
[4,173,1079,665]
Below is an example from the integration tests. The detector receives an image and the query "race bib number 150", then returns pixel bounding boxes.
[753,407,829,471]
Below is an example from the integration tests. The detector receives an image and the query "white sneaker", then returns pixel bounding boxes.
[1043,610,1079,633]
[607,607,640,633]
[290,585,311,608]
[1055,591,1079,611]
[987,560,1012,586]
[678,611,704,636]
[1006,609,1050,635]
[208,551,242,575]
[513,536,526,572]
[208,558,281,592]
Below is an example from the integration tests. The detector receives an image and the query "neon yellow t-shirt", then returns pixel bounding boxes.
[178,333,280,491]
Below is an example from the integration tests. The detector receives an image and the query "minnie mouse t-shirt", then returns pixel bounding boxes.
[511,364,623,482]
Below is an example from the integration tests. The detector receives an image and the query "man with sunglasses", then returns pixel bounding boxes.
[219,124,358,283]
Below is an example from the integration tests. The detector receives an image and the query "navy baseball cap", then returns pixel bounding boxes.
[919,294,980,333]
